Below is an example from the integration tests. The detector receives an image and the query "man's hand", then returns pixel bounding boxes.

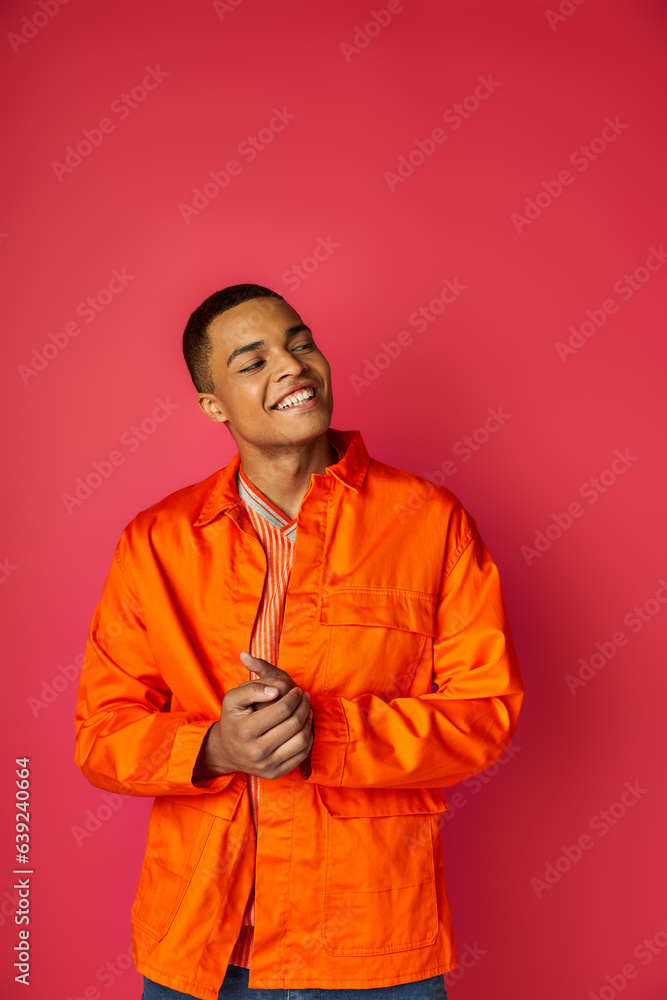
[192,652,312,782]
[239,650,298,712]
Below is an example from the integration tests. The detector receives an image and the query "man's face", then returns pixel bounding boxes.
[197,296,333,450]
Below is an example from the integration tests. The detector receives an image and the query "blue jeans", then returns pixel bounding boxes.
[142,964,448,998]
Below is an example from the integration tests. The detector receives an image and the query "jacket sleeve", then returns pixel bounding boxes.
[300,515,524,789]
[73,528,236,797]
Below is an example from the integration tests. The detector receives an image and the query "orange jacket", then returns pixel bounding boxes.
[73,427,524,999]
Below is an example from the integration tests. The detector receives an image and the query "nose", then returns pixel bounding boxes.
[273,345,309,379]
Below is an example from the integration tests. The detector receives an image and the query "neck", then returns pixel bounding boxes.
[239,434,337,521]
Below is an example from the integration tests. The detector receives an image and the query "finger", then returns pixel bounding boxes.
[265,720,314,777]
[227,680,283,713]
[248,686,308,744]
[252,679,294,712]
[251,675,295,710]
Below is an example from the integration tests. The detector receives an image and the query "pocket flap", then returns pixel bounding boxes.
[131,865,188,941]
[320,588,437,636]
[316,784,449,817]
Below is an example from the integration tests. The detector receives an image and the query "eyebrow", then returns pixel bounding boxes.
[226,324,313,367]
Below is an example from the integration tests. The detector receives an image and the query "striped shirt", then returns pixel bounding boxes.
[229,443,339,969]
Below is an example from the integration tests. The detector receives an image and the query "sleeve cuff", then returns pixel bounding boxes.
[299,693,348,786]
[169,720,237,793]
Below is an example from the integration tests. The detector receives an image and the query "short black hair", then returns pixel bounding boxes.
[182,283,285,394]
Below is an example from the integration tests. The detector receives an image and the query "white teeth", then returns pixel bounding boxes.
[275,387,315,409]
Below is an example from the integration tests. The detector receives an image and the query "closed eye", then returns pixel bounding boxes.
[239,342,315,373]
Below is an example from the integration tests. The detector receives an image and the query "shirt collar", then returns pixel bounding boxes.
[192,427,370,527]
[236,464,296,531]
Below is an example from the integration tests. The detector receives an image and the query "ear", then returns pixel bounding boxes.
[197,392,228,423]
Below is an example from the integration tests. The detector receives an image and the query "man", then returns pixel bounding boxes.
[74,283,524,1000]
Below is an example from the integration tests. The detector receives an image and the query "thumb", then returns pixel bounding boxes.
[240,650,275,677]
[239,649,278,694]
[225,679,281,718]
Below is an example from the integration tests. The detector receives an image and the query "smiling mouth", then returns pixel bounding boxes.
[272,386,319,410]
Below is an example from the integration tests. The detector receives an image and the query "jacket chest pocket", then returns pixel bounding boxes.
[316,784,448,956]
[320,587,437,699]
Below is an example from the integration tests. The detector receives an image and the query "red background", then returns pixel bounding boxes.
[2,0,666,997]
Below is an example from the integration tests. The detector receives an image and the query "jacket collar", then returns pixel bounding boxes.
[192,427,369,527]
